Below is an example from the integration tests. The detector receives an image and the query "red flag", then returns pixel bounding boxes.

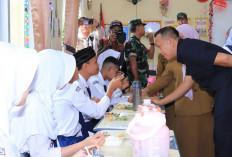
[99,3,105,28]
[99,3,106,37]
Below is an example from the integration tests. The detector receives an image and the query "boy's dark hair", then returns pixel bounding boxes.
[102,57,120,69]
[154,26,180,40]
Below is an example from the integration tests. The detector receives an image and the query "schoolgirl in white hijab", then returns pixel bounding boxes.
[10,49,105,157]
[0,42,38,157]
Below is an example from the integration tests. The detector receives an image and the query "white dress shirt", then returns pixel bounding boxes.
[88,72,128,105]
[73,74,110,122]
[53,83,82,137]
[77,27,105,53]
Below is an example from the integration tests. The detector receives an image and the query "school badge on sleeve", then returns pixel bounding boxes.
[0,147,5,155]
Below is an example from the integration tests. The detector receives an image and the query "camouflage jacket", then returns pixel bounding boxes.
[124,34,149,88]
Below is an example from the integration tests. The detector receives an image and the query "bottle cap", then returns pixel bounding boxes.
[132,80,141,88]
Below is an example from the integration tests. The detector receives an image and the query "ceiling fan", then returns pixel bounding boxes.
[127,0,142,5]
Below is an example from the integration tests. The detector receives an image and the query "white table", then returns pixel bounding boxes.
[94,107,180,157]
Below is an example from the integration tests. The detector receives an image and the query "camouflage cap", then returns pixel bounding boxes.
[128,18,146,29]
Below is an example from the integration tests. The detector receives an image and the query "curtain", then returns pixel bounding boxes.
[30,0,49,52]
[64,0,80,54]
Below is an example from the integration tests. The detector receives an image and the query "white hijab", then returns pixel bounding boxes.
[0,42,38,155]
[0,42,38,137]
[176,24,200,100]
[30,49,76,112]
[10,49,76,150]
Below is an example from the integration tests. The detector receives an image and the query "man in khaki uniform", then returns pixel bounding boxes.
[143,53,175,130]
[143,58,215,157]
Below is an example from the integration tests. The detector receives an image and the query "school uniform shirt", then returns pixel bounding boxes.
[77,27,105,53]
[73,74,110,122]
[88,72,128,105]
[53,83,82,137]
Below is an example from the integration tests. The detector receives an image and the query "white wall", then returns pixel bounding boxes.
[83,0,211,68]
[212,2,232,46]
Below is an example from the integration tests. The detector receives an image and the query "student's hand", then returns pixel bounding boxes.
[83,132,105,146]
[72,145,101,157]
[71,149,87,157]
[141,88,149,96]
[128,95,133,103]
[121,78,129,90]
[108,76,124,91]
[95,98,100,103]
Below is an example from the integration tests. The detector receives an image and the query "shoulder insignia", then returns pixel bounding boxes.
[75,86,81,92]
[92,80,99,85]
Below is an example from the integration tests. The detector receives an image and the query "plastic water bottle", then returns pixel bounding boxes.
[132,81,142,111]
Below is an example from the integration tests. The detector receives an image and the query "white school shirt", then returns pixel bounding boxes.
[73,74,110,122]
[88,72,128,105]
[53,83,82,137]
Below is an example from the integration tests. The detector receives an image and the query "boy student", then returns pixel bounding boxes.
[88,57,132,105]
[53,47,123,147]
[73,47,123,132]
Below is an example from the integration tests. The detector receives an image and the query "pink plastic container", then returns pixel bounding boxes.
[127,103,169,157]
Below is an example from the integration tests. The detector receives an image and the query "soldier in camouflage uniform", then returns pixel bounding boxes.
[124,19,155,88]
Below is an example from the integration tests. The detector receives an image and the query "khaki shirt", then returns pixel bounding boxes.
[147,58,214,116]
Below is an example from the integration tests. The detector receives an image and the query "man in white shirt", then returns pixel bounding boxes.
[77,17,105,53]
[88,56,132,105]
[73,47,123,132]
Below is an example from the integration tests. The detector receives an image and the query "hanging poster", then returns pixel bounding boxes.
[194,17,209,37]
